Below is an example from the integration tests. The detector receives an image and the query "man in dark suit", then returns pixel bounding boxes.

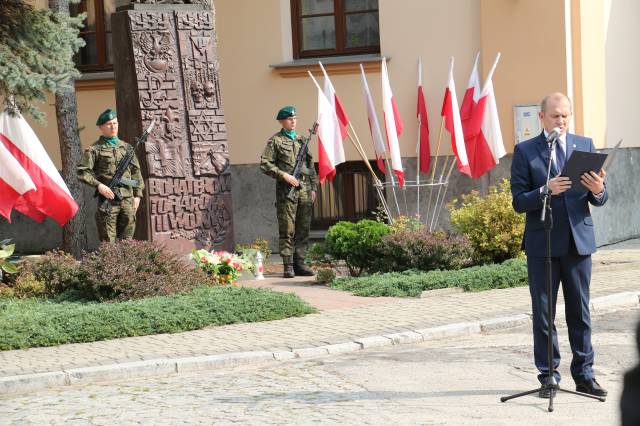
[510,92,608,399]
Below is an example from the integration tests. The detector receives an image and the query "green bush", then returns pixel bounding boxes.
[79,240,210,301]
[0,284,15,299]
[12,272,47,298]
[315,267,336,285]
[0,286,315,350]
[305,242,334,267]
[447,179,525,265]
[325,220,390,276]
[376,229,473,273]
[330,258,527,297]
[388,215,424,233]
[17,250,84,297]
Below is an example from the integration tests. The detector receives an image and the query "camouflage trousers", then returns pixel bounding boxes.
[96,197,137,242]
[276,185,313,265]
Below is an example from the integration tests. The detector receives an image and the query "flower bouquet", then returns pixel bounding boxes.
[191,249,247,285]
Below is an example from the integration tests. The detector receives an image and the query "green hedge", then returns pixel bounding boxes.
[0,286,315,350]
[329,258,527,297]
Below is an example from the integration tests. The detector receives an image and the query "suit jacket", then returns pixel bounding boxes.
[510,132,608,257]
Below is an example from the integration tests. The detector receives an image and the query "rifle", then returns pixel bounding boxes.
[96,120,156,213]
[286,122,319,202]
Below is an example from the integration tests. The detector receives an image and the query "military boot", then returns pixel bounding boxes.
[283,264,295,278]
[293,260,314,276]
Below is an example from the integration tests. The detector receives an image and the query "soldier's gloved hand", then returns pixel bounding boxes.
[282,173,299,187]
[311,191,317,203]
[134,197,140,211]
[97,183,115,200]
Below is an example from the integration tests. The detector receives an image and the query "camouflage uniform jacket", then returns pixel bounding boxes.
[77,138,145,198]
[260,130,318,192]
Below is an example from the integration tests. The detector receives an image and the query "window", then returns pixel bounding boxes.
[70,0,116,72]
[312,161,384,229]
[291,0,380,59]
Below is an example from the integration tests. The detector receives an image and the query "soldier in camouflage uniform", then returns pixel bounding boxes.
[260,106,317,278]
[77,109,145,242]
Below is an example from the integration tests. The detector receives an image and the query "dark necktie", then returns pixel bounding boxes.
[555,141,566,172]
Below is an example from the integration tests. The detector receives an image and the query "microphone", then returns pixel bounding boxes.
[546,127,561,143]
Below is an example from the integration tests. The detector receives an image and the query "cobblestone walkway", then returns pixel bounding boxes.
[1,239,638,379]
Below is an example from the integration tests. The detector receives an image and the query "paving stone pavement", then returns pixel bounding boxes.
[1,308,637,425]
[0,239,638,386]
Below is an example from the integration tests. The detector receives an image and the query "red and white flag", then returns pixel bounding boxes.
[314,80,344,183]
[441,57,471,176]
[0,111,78,225]
[319,62,350,141]
[360,64,386,173]
[381,58,405,186]
[0,141,36,221]
[416,57,430,173]
[460,53,481,132]
[460,53,484,177]
[466,53,506,178]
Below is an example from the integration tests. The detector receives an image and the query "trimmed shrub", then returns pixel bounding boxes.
[12,272,47,298]
[0,284,15,299]
[330,258,528,297]
[388,215,424,233]
[376,229,473,273]
[315,267,336,285]
[447,179,525,265]
[17,250,84,297]
[79,240,210,301]
[325,219,390,276]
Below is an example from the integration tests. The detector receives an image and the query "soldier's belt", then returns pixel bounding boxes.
[118,177,139,188]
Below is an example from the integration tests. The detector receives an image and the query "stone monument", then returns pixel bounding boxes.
[112,1,233,253]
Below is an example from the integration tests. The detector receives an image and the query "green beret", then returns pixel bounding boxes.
[276,106,296,120]
[96,108,117,126]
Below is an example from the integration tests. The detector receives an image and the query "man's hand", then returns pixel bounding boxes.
[97,183,115,200]
[548,174,572,196]
[282,173,299,187]
[581,169,606,194]
[311,191,316,204]
[134,197,140,211]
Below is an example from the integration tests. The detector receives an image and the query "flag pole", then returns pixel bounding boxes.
[307,70,393,221]
[379,58,402,217]
[426,117,445,226]
[431,155,458,232]
[321,63,399,219]
[358,64,399,219]
[429,154,450,232]
[345,122,393,222]
[416,57,423,220]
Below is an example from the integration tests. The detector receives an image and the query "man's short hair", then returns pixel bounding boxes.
[540,93,572,113]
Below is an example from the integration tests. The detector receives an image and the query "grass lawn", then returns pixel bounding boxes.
[329,258,527,297]
[0,286,315,350]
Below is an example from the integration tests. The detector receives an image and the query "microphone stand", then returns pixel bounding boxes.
[500,137,605,412]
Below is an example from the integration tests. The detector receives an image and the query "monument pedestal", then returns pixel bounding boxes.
[112,3,233,253]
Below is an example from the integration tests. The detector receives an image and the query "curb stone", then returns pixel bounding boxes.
[0,291,638,396]
[480,314,531,332]
[175,352,274,373]
[416,322,480,340]
[0,372,67,394]
[67,359,176,385]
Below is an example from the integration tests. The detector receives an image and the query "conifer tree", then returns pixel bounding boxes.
[0,0,84,120]
[1,0,87,256]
